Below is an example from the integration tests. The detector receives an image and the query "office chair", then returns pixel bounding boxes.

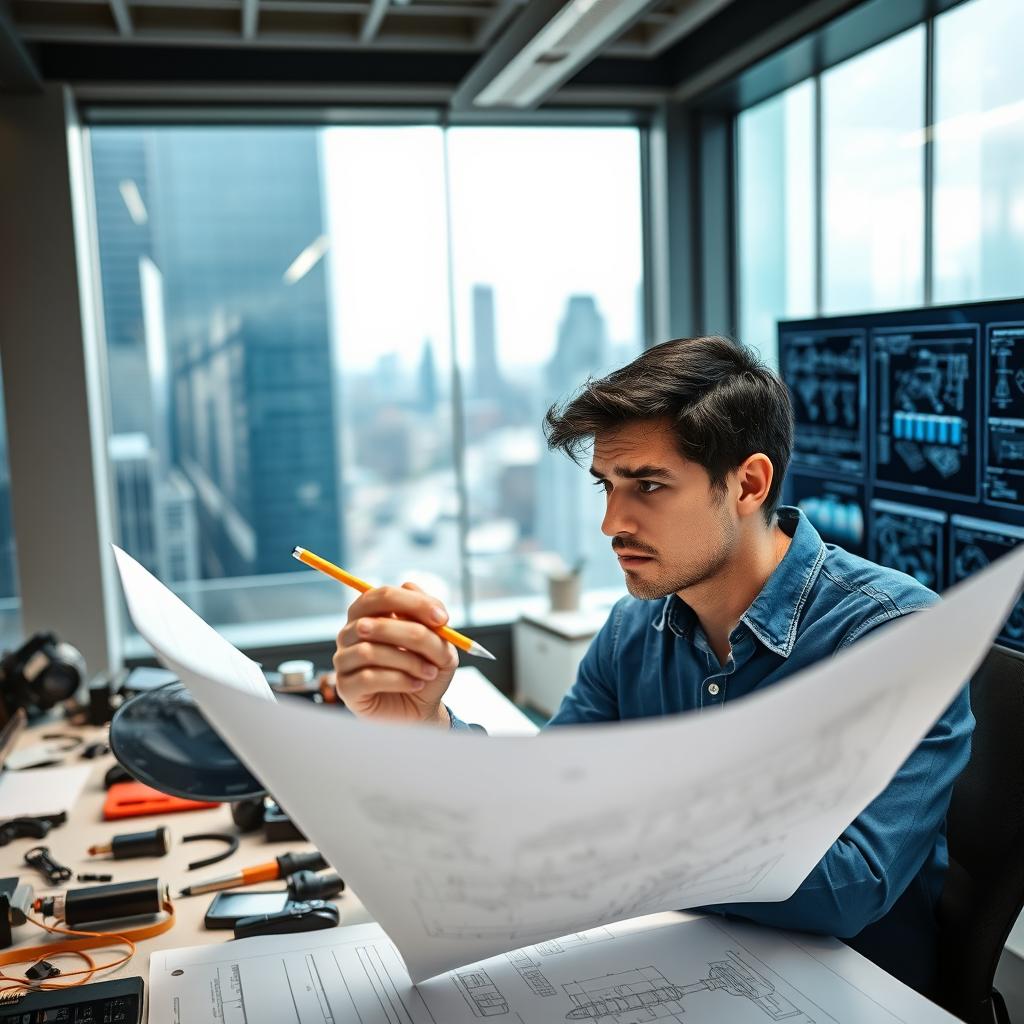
[935,644,1024,1024]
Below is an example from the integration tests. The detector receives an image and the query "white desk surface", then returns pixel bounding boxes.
[0,667,533,1018]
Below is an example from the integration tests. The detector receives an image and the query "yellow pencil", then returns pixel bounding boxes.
[291,546,496,661]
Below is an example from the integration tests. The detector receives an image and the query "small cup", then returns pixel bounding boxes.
[548,572,581,613]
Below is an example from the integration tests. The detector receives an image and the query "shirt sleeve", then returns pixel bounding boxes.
[702,680,974,938]
[444,705,487,734]
[546,601,624,726]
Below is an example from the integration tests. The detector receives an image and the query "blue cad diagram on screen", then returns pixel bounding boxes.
[780,329,866,475]
[869,499,946,591]
[873,325,979,501]
[779,297,1024,653]
[950,516,1024,652]
[985,322,1024,509]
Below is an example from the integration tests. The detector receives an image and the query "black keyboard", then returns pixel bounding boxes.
[0,976,143,1022]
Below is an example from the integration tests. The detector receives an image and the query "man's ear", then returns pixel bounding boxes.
[736,453,774,519]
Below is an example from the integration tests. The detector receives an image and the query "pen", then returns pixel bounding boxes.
[291,546,496,661]
[178,850,327,897]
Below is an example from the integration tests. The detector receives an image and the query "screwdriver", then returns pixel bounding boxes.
[178,850,328,897]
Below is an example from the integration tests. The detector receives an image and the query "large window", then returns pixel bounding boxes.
[933,0,1024,303]
[738,0,1024,336]
[90,123,643,645]
[736,81,816,366]
[821,27,925,315]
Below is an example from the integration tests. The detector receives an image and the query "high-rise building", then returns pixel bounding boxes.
[92,127,345,589]
[536,294,621,589]
[545,294,608,397]
[471,284,503,401]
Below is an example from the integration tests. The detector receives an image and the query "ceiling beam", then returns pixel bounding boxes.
[645,0,734,56]
[452,0,660,110]
[473,0,523,48]
[242,0,259,39]
[109,0,133,36]
[359,0,389,44]
[0,0,43,92]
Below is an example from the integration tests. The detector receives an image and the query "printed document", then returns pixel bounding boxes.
[113,543,1024,982]
[148,913,959,1023]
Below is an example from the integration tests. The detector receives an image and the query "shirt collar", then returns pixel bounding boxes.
[651,506,826,658]
[740,506,826,657]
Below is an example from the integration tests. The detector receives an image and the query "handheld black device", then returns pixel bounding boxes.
[233,899,339,940]
[204,889,291,929]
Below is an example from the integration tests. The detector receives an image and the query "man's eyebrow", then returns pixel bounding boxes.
[588,464,674,480]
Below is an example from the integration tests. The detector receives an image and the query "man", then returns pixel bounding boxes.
[333,335,973,994]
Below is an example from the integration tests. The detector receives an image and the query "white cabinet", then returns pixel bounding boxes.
[512,610,609,718]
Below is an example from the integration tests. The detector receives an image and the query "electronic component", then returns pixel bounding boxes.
[34,878,164,926]
[287,870,344,901]
[204,889,291,929]
[232,899,339,940]
[0,975,143,1023]
[89,826,170,859]
[24,959,60,981]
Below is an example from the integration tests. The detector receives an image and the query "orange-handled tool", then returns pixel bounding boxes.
[292,546,496,660]
[179,850,327,897]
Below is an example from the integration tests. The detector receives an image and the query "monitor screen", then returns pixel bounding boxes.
[779,297,1024,652]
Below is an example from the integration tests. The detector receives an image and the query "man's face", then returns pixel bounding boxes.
[590,418,739,600]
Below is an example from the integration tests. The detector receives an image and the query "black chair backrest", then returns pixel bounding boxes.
[936,644,1024,1023]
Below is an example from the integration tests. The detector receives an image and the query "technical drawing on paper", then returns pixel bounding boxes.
[454,967,509,1017]
[535,929,615,957]
[353,680,906,947]
[561,951,812,1023]
[354,944,419,1024]
[506,949,556,997]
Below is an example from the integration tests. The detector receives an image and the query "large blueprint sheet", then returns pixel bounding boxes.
[114,544,1024,982]
[148,914,959,1023]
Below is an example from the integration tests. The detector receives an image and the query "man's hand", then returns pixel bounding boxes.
[333,582,459,726]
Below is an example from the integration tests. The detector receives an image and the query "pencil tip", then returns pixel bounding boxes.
[176,889,189,898]
[469,641,497,661]
[291,547,302,559]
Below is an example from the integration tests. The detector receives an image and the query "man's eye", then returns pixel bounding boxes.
[592,479,611,492]
[637,480,663,494]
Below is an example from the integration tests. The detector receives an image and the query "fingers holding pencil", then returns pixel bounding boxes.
[334,582,460,726]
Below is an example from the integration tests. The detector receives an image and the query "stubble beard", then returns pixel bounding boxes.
[622,515,738,601]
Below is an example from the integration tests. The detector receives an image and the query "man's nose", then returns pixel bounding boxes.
[601,494,635,538]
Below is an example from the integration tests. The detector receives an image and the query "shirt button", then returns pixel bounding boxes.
[707,682,721,696]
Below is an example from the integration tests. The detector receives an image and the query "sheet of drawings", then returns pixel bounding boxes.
[148,915,959,1024]
[114,543,1024,982]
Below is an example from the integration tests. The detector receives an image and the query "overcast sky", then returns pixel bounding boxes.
[321,126,644,373]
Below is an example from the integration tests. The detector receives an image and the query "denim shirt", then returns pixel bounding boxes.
[537,506,974,992]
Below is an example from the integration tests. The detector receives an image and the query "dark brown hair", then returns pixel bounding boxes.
[543,336,794,523]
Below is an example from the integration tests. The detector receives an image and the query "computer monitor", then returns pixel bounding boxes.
[779,297,1024,652]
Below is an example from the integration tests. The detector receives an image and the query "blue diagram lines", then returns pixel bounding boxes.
[985,323,1024,508]
[781,329,866,475]
[950,516,1024,652]
[873,325,980,500]
[869,500,947,590]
